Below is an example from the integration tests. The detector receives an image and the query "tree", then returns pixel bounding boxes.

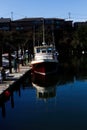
[72,25,87,54]
[0,31,3,67]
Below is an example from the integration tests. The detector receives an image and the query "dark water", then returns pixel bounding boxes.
[0,55,87,130]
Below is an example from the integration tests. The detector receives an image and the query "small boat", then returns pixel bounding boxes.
[31,44,58,76]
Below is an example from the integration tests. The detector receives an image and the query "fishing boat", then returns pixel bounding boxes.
[31,44,58,76]
[31,19,58,76]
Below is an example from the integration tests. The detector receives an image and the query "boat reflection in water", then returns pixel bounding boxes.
[32,73,58,100]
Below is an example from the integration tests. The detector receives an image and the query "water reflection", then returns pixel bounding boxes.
[32,73,57,100]
[58,55,87,82]
[1,102,5,118]
[0,74,32,118]
[0,83,20,118]
[0,55,87,120]
[0,92,15,118]
[10,92,14,108]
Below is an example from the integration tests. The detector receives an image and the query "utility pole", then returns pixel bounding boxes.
[11,11,13,21]
[68,12,71,19]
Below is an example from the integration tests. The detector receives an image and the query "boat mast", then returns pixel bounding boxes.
[52,31,55,46]
[42,18,45,45]
[52,22,55,47]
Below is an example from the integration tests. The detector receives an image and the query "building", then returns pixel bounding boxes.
[74,21,87,29]
[0,17,73,32]
[11,17,67,31]
[0,18,11,31]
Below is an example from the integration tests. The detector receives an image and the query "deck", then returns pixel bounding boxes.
[0,65,31,95]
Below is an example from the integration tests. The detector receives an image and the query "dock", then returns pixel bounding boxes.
[0,65,31,96]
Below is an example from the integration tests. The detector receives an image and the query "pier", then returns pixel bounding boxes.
[0,65,31,97]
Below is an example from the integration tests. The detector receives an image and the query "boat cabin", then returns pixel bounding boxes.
[34,45,54,54]
[33,45,58,61]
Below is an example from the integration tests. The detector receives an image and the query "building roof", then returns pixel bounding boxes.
[13,17,65,22]
[14,17,43,22]
[0,18,11,23]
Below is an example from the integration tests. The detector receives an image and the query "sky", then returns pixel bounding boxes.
[0,0,87,22]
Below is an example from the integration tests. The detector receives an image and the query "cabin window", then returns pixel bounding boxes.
[36,48,40,53]
[42,49,46,53]
[47,48,52,53]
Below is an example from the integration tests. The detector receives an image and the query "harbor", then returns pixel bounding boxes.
[1,0,87,129]
[0,55,87,130]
